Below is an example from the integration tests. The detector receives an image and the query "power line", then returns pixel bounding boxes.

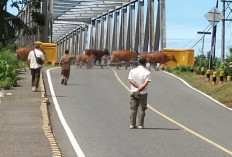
[191,26,212,48]
[185,1,232,53]
[183,24,211,48]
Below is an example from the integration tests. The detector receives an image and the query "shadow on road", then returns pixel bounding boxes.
[143,128,181,131]
[67,83,90,86]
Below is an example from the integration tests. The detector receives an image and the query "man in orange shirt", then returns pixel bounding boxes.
[59,49,75,85]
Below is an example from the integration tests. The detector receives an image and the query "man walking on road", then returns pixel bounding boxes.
[128,57,151,129]
[27,44,45,92]
[59,49,75,85]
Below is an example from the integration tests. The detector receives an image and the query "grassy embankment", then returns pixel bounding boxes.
[170,70,232,108]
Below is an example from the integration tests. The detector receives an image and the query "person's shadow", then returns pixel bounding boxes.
[66,83,90,86]
[143,128,181,130]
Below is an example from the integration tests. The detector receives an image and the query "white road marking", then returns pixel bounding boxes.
[46,67,85,157]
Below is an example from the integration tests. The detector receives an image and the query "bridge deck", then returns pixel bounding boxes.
[44,66,232,157]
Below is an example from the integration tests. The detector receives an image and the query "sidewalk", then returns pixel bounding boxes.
[0,68,53,157]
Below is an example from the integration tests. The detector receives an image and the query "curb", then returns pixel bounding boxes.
[40,71,62,157]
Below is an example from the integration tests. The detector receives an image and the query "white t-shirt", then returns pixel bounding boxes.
[128,65,151,94]
[28,49,45,69]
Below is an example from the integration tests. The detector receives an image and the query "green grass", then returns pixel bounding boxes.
[171,71,232,108]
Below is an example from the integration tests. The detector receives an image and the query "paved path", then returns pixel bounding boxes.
[0,69,52,157]
[44,66,232,157]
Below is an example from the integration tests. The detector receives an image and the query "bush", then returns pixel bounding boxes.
[219,59,232,77]
[0,47,24,89]
[218,49,232,77]
[194,54,208,68]
[167,65,192,73]
[179,65,192,72]
[194,54,221,71]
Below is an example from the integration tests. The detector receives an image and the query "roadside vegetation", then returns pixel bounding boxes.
[167,49,232,108]
[1,0,45,89]
[0,44,25,89]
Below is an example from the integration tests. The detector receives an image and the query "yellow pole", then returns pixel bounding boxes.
[201,67,205,76]
[190,66,194,72]
[212,71,217,85]
[219,71,224,85]
[227,75,231,82]
[206,69,210,81]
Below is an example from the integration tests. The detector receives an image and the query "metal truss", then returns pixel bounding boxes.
[55,0,166,63]
[52,0,131,41]
[16,0,166,63]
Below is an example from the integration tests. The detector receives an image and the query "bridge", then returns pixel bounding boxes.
[13,1,232,156]
[16,0,166,61]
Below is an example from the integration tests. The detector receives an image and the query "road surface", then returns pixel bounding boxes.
[43,66,232,157]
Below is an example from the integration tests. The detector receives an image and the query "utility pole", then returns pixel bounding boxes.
[197,31,211,67]
[197,31,211,54]
[221,0,232,63]
[221,0,225,63]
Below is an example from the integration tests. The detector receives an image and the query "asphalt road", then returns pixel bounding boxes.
[43,65,232,157]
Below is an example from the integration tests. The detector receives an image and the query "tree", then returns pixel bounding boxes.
[0,0,44,48]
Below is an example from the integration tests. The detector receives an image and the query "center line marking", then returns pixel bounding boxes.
[111,68,232,156]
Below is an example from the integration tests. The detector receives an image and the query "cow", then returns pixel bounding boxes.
[83,49,110,69]
[16,47,45,60]
[16,47,33,60]
[15,47,45,71]
[75,54,93,69]
[139,51,177,70]
[110,50,139,70]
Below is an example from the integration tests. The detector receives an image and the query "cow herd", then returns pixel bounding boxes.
[75,49,177,70]
[15,47,177,70]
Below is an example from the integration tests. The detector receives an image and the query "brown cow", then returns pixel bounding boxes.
[16,47,45,60]
[16,47,33,60]
[140,51,177,70]
[75,54,93,69]
[16,47,45,72]
[83,49,110,69]
[110,50,139,70]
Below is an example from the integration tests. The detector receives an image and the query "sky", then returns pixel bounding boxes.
[7,0,232,58]
[166,0,232,58]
